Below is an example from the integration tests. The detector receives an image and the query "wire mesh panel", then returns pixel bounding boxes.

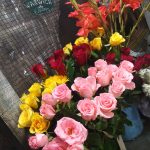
[0,0,61,96]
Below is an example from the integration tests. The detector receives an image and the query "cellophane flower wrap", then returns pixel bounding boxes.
[17,0,150,149]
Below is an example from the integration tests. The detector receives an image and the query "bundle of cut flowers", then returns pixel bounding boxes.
[17,0,150,149]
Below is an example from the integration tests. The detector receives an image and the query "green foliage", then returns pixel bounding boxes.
[66,58,75,82]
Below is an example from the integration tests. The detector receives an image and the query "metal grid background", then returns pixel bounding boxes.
[0,0,62,96]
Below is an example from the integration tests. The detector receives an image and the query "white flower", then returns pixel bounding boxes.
[143,84,150,97]
[138,68,149,79]
[139,68,150,84]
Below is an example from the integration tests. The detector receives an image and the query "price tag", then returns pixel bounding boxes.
[24,0,53,15]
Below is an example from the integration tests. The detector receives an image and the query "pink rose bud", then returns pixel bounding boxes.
[42,93,57,106]
[96,69,112,86]
[95,59,107,71]
[94,93,117,119]
[109,81,125,98]
[119,60,134,73]
[77,99,98,121]
[28,134,48,149]
[42,137,68,150]
[88,67,97,77]
[52,84,71,103]
[71,76,100,98]
[107,64,118,77]
[124,82,135,90]
[40,103,56,120]
[54,117,88,145]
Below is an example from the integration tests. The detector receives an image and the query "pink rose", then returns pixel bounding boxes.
[95,59,107,71]
[107,64,118,77]
[52,84,71,103]
[119,60,134,73]
[42,137,68,150]
[124,82,135,90]
[96,69,112,86]
[77,99,98,121]
[109,81,125,98]
[88,67,97,77]
[113,68,133,86]
[54,117,88,145]
[94,93,117,118]
[40,103,56,120]
[29,134,48,149]
[71,76,100,98]
[42,93,57,106]
[67,144,84,150]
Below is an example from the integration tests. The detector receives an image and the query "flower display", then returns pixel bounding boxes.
[17,0,150,149]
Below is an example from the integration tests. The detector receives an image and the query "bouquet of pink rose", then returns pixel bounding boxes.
[18,55,136,149]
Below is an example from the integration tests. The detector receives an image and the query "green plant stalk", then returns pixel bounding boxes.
[119,0,126,36]
[120,5,126,36]
[88,0,109,34]
[112,13,117,32]
[126,2,150,46]
[109,14,114,33]
[70,0,79,10]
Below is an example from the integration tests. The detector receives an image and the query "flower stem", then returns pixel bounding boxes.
[126,2,150,47]
[88,0,109,34]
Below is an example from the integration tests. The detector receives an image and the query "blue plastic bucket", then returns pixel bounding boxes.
[123,105,143,141]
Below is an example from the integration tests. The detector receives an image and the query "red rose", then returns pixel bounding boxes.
[31,63,47,78]
[106,52,116,64]
[54,49,64,59]
[121,47,130,55]
[47,56,66,75]
[144,54,150,65]
[134,56,145,71]
[121,54,134,62]
[73,43,91,66]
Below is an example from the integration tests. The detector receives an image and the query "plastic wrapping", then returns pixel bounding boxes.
[0,0,61,96]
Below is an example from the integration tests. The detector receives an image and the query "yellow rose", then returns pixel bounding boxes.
[19,103,31,111]
[74,37,89,46]
[42,88,54,95]
[44,77,57,88]
[90,37,102,51]
[18,108,34,128]
[63,43,73,55]
[20,93,39,109]
[28,83,42,97]
[53,75,68,85]
[29,113,50,134]
[109,32,125,46]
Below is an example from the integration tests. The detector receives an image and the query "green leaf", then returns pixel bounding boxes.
[66,58,75,81]
[131,90,142,95]
[95,120,108,130]
[103,138,120,150]
[86,132,102,149]
[91,51,99,58]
